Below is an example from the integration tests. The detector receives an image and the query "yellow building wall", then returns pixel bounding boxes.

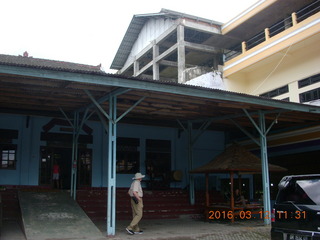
[225,35,320,102]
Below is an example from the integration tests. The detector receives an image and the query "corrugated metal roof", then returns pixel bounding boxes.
[0,54,320,133]
[0,54,103,74]
[110,9,222,70]
[0,53,318,110]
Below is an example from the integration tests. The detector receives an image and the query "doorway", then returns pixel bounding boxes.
[40,147,92,189]
[40,147,72,189]
[39,147,92,189]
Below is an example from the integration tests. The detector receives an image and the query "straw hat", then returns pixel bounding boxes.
[132,172,145,180]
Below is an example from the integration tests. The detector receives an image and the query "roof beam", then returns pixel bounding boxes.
[135,43,178,77]
[160,60,196,68]
[119,20,181,74]
[184,41,220,54]
[78,88,131,113]
[182,18,221,35]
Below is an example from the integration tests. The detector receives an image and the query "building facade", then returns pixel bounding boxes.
[223,0,320,105]
[111,1,320,104]
[1,46,319,235]
[0,112,224,189]
[110,9,225,85]
[109,0,320,197]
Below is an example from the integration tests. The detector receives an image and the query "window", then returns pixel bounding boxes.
[146,139,171,189]
[116,137,140,174]
[1,145,17,169]
[260,85,289,98]
[79,149,92,186]
[0,129,18,170]
[299,88,320,103]
[298,74,320,88]
[277,178,320,205]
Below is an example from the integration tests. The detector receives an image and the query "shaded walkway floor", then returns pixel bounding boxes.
[96,218,271,240]
[1,217,271,240]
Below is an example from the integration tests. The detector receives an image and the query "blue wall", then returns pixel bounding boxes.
[0,113,226,189]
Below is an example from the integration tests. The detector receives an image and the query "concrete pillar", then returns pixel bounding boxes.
[288,81,299,103]
[265,28,270,41]
[153,43,160,80]
[133,60,139,77]
[177,25,186,83]
[241,41,247,53]
[292,12,298,26]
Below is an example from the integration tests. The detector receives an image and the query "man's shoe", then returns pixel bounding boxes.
[134,230,143,234]
[126,228,134,235]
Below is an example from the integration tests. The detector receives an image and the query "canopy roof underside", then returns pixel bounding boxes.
[0,55,320,134]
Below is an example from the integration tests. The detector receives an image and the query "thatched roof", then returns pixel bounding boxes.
[190,144,287,174]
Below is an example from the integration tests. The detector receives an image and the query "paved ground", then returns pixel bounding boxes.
[2,217,271,240]
[96,218,271,240]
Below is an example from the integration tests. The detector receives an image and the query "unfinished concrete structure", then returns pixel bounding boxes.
[110,9,236,85]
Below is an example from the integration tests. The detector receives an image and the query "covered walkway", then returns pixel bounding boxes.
[1,54,319,236]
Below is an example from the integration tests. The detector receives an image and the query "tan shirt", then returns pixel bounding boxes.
[128,180,143,198]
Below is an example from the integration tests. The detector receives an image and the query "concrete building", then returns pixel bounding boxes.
[110,9,227,87]
[223,0,320,105]
[0,1,319,236]
[220,0,320,174]
[1,53,319,236]
[110,0,320,181]
[111,0,319,104]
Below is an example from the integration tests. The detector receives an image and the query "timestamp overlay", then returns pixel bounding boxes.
[207,210,307,220]
[208,210,270,220]
[276,210,306,219]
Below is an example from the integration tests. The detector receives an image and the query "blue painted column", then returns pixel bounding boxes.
[259,111,271,225]
[71,111,79,199]
[107,95,117,236]
[188,121,195,205]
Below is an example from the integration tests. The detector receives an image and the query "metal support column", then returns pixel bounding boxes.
[83,89,145,235]
[259,111,271,225]
[238,109,278,225]
[188,121,195,205]
[107,95,117,236]
[71,111,79,199]
[177,119,213,205]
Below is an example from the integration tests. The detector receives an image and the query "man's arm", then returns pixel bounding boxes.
[133,191,141,201]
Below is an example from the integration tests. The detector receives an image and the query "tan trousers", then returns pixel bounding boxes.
[127,198,143,231]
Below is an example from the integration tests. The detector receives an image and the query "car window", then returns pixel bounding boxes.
[276,178,320,205]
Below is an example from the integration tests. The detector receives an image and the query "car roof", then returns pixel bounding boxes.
[281,174,320,181]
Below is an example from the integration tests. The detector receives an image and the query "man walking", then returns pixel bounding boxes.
[126,172,145,235]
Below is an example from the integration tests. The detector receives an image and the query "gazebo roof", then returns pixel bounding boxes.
[190,144,287,174]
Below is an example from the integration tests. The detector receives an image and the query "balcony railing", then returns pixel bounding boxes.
[224,0,320,62]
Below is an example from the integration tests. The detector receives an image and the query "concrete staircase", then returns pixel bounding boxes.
[1,187,206,225]
[76,188,205,221]
[0,188,21,222]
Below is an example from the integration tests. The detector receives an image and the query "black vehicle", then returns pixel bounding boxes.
[271,174,320,240]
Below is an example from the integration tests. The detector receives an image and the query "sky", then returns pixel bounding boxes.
[0,0,258,73]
